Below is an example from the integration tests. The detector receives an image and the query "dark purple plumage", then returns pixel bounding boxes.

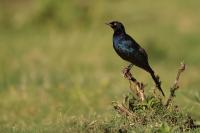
[106,21,165,96]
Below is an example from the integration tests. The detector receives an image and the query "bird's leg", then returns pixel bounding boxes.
[127,63,134,70]
[122,64,134,80]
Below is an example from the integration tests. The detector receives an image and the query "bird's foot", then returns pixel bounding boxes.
[122,64,133,80]
[122,67,132,80]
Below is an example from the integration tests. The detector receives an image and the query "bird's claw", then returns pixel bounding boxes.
[122,67,132,80]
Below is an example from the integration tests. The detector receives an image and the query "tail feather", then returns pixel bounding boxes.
[148,67,165,96]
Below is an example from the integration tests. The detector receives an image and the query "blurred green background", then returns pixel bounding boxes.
[0,0,200,131]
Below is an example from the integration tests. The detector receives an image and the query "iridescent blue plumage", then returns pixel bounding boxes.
[107,21,165,96]
[113,34,136,60]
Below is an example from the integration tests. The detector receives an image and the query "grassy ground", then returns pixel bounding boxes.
[0,0,200,132]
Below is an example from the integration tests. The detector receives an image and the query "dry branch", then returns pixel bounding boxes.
[166,62,186,107]
[112,101,134,117]
[122,68,145,101]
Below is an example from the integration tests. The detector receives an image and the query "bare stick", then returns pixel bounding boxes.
[122,68,145,101]
[112,101,135,117]
[166,62,186,107]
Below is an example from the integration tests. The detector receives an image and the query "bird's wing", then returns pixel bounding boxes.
[125,34,148,59]
[125,34,140,50]
[138,47,148,60]
[125,34,149,68]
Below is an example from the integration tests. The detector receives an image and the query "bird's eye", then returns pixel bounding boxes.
[114,23,117,26]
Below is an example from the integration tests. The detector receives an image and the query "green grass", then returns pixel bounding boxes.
[0,0,200,132]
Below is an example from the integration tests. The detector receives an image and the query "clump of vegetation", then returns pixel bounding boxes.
[111,94,199,132]
[108,62,200,132]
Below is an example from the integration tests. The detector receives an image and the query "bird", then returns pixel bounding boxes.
[106,21,165,96]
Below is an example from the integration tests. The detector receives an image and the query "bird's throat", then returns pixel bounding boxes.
[114,30,126,36]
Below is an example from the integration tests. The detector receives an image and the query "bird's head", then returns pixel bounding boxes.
[106,21,125,33]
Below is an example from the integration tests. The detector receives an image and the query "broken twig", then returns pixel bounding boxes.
[122,68,145,101]
[112,101,134,117]
[166,62,186,107]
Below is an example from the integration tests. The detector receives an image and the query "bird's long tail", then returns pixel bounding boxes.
[148,67,165,96]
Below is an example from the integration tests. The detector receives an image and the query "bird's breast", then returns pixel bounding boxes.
[113,37,135,60]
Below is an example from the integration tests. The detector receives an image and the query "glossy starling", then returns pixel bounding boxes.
[106,21,165,96]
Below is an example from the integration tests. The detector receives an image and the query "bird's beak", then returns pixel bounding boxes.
[105,22,112,27]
